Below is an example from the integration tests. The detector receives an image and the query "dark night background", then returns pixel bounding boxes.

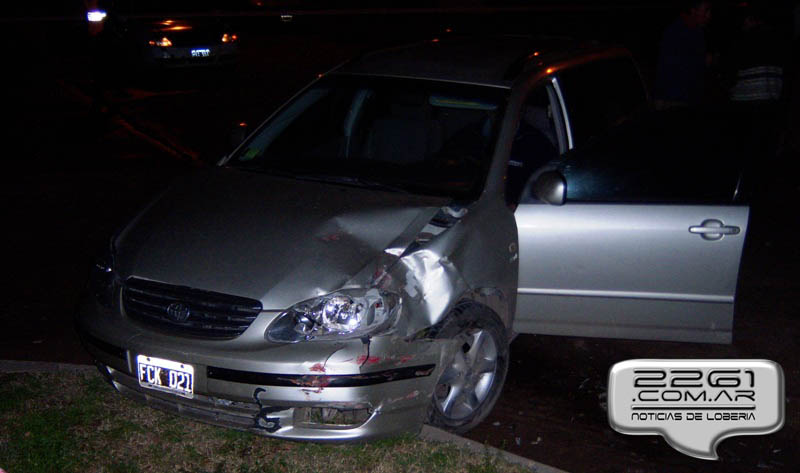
[1,1,798,472]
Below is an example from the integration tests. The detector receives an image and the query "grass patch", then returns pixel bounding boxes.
[0,374,46,415]
[0,371,528,473]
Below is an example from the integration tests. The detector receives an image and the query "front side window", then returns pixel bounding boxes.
[228,76,507,200]
[561,109,742,204]
[558,58,648,147]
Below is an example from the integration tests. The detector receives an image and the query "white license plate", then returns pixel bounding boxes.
[191,48,210,57]
[137,355,194,398]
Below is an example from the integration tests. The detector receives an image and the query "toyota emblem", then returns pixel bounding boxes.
[166,303,191,322]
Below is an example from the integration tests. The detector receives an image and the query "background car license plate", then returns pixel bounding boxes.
[191,48,210,57]
[137,355,194,398]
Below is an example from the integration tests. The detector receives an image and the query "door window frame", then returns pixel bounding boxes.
[548,77,573,153]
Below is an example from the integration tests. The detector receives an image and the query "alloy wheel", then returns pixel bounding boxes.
[434,328,498,420]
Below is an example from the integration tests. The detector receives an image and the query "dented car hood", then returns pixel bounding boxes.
[114,168,450,309]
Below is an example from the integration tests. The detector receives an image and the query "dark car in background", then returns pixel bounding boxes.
[133,18,239,69]
[88,9,239,73]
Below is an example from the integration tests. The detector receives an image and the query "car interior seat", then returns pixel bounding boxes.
[365,98,443,165]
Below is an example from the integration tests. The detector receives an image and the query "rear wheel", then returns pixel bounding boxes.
[427,305,509,434]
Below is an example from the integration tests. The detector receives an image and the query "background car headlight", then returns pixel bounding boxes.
[267,289,399,342]
[86,10,107,22]
[148,37,173,47]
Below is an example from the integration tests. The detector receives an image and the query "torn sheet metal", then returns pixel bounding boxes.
[253,387,291,433]
[394,249,470,334]
[367,198,518,337]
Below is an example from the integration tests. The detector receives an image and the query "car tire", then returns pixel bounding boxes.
[427,303,509,434]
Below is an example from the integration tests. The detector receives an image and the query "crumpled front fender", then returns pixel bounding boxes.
[365,198,519,338]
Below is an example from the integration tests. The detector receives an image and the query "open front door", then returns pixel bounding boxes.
[511,110,749,343]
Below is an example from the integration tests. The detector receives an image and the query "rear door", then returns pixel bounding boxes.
[513,110,748,343]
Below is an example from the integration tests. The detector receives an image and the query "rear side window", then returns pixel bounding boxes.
[558,58,647,147]
[561,110,742,204]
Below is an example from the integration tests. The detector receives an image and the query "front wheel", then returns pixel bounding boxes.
[427,306,509,434]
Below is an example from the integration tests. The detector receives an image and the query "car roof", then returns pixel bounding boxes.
[333,36,619,88]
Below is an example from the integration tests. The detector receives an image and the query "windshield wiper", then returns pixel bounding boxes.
[343,176,410,194]
[227,164,296,179]
[231,166,409,194]
[293,174,410,194]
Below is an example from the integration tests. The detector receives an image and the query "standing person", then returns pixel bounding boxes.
[727,2,788,198]
[653,0,713,109]
[728,3,784,103]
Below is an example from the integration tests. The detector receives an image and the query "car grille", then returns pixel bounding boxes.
[123,278,262,338]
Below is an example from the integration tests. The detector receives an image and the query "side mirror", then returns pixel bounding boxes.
[532,170,566,206]
[230,122,249,148]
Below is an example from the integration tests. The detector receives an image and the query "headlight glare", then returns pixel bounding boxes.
[267,289,398,342]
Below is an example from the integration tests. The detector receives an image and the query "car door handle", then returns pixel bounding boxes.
[689,219,740,241]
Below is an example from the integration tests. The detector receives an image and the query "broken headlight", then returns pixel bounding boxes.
[267,289,399,342]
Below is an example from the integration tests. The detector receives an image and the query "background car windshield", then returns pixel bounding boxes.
[229,76,506,200]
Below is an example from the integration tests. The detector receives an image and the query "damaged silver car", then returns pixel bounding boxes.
[78,37,749,440]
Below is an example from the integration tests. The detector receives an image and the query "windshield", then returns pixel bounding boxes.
[228,75,507,200]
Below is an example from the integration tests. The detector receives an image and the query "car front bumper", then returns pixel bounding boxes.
[77,299,444,441]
